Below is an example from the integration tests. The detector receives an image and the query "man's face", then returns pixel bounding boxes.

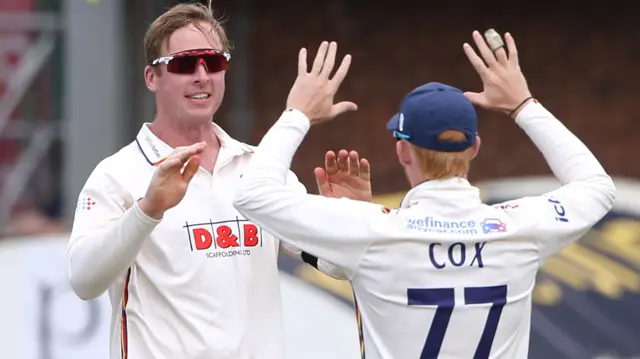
[146,22,226,124]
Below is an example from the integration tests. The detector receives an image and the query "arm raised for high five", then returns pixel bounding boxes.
[462,30,615,260]
[233,42,390,279]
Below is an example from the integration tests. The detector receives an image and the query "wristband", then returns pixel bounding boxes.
[509,96,535,118]
[301,251,319,269]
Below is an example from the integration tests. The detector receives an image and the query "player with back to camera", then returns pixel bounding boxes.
[232,31,616,358]
[65,2,370,359]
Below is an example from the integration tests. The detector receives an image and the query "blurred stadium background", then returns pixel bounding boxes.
[1,0,639,358]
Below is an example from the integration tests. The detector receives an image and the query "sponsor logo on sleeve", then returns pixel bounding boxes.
[547,197,569,223]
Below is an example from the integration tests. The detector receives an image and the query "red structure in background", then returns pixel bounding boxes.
[0,0,58,225]
[0,0,34,175]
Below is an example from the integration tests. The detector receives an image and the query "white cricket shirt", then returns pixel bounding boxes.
[67,123,326,359]
[233,102,616,359]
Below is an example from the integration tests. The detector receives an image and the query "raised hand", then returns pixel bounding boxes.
[286,41,358,124]
[138,142,206,219]
[315,149,372,202]
[463,30,533,118]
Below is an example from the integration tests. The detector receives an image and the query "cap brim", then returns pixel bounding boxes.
[387,113,400,131]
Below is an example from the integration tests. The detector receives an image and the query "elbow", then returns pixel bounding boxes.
[72,283,102,301]
[232,187,251,212]
[232,179,261,212]
[67,252,105,301]
[68,272,104,301]
[589,173,616,211]
[233,175,288,215]
[603,175,616,211]
[598,173,616,210]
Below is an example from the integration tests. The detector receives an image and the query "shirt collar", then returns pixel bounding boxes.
[135,122,253,165]
[399,177,481,208]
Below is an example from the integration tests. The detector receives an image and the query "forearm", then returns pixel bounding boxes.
[67,202,160,300]
[234,110,379,276]
[516,102,610,184]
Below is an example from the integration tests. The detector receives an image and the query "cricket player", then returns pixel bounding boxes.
[233,33,616,358]
[65,3,366,359]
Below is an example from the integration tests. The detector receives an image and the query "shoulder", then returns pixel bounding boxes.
[85,141,147,187]
[490,196,548,234]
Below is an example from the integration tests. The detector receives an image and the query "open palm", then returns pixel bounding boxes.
[315,150,372,202]
[462,31,532,116]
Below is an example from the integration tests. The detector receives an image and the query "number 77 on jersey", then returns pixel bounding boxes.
[408,285,507,359]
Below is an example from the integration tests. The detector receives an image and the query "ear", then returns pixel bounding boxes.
[396,140,412,166]
[471,135,481,159]
[144,65,158,92]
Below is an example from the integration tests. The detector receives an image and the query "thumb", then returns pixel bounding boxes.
[329,101,358,118]
[314,167,331,195]
[463,92,489,108]
[181,156,201,183]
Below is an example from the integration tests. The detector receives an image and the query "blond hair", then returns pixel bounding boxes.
[143,1,232,64]
[411,130,474,179]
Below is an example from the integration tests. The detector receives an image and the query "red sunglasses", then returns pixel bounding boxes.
[149,49,231,74]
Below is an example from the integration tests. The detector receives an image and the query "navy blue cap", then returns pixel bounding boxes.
[386,82,477,152]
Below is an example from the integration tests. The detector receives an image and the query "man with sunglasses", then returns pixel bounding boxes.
[65,2,366,359]
[233,32,616,358]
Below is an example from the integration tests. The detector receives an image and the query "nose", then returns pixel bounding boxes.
[194,58,209,83]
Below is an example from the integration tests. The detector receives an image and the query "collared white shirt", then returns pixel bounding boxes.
[68,122,319,359]
[232,104,615,359]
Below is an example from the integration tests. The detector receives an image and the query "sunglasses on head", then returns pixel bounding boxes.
[149,48,231,74]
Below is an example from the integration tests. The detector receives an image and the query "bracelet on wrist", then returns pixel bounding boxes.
[508,96,535,118]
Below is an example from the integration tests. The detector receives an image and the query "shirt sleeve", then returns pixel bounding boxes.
[67,160,160,300]
[277,167,350,280]
[234,109,389,279]
[496,102,615,261]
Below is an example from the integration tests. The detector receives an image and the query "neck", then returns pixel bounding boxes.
[406,167,467,187]
[150,113,221,151]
